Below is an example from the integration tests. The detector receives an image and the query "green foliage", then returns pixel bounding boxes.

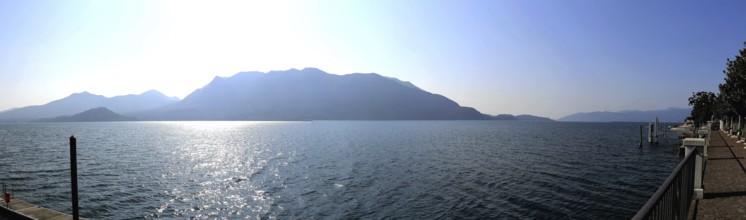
[688,91,716,126]
[718,42,746,117]
[714,94,733,118]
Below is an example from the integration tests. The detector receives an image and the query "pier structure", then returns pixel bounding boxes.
[0,136,83,220]
[0,198,82,220]
[648,117,660,144]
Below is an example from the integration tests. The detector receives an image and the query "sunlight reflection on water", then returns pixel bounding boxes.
[153,121,297,218]
[0,121,681,219]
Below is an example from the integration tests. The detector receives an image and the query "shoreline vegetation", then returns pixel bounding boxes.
[688,42,746,128]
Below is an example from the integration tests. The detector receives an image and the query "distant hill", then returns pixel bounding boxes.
[515,114,554,122]
[36,107,135,122]
[558,108,690,122]
[491,114,554,121]
[0,90,179,121]
[493,114,517,120]
[105,90,180,113]
[136,68,490,120]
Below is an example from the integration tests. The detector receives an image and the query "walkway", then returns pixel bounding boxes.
[693,130,746,219]
[0,198,81,220]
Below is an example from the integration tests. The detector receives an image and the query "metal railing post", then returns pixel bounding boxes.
[633,149,698,219]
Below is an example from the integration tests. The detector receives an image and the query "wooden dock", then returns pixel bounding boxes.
[691,130,746,219]
[0,198,81,220]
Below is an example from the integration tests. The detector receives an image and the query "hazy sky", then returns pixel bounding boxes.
[1,1,745,119]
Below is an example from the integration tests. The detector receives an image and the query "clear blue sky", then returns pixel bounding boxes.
[1,0,744,119]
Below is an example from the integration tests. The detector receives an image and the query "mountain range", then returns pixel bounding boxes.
[135,68,488,120]
[1,68,693,123]
[1,68,554,122]
[557,108,691,122]
[36,107,135,122]
[0,90,178,122]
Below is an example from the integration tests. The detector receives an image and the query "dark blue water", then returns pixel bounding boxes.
[0,121,681,219]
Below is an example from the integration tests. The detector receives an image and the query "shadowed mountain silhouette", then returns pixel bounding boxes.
[0,90,178,121]
[36,107,135,122]
[2,68,556,121]
[136,68,491,120]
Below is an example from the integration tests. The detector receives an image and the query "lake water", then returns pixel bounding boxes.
[0,121,681,219]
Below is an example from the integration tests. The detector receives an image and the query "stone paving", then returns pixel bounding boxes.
[693,130,746,219]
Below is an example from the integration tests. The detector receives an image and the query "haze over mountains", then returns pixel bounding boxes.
[35,107,135,122]
[136,68,490,120]
[0,68,555,122]
[0,90,178,121]
[558,108,691,122]
[2,68,690,122]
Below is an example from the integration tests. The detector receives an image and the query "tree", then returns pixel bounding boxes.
[688,91,716,127]
[718,42,746,119]
[714,94,733,120]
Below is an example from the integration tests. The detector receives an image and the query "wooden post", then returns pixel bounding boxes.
[639,124,643,148]
[70,136,79,220]
[654,118,657,144]
[3,184,8,208]
[648,123,653,143]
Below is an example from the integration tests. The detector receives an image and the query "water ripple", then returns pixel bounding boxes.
[0,121,680,219]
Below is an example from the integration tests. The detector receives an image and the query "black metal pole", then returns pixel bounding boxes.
[640,124,643,148]
[70,135,79,220]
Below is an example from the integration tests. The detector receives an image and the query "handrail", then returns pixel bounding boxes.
[632,149,698,220]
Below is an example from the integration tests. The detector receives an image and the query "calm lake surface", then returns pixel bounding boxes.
[0,121,681,219]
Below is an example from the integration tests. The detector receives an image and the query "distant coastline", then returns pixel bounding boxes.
[558,108,690,123]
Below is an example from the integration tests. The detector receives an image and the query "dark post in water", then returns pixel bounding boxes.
[70,135,79,220]
[639,124,643,148]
